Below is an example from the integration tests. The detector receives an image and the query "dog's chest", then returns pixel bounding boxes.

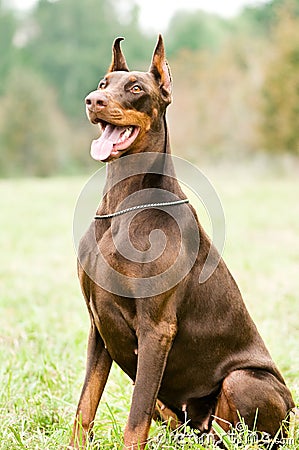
[97,212,181,273]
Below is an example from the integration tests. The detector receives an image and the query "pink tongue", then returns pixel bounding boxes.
[90,124,126,161]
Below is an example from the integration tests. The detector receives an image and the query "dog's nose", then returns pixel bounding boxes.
[85,91,108,111]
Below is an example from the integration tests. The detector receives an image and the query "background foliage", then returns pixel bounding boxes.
[0,0,299,174]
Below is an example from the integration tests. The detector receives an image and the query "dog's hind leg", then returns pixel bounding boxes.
[70,322,112,449]
[214,369,294,446]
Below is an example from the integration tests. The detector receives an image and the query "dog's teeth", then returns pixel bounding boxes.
[120,126,133,142]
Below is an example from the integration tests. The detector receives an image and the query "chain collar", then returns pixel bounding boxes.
[94,199,189,219]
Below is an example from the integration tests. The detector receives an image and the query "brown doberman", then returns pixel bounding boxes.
[70,35,294,449]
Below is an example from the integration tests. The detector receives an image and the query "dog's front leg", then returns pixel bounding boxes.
[123,320,177,450]
[70,322,112,449]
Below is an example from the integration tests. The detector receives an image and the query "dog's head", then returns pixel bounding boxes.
[85,35,172,162]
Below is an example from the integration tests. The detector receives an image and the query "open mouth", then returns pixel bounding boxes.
[90,120,140,161]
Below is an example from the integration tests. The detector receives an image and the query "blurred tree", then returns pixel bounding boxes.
[259,1,299,154]
[235,0,299,37]
[0,0,17,95]
[0,66,71,176]
[165,9,230,57]
[169,38,263,161]
[236,2,277,37]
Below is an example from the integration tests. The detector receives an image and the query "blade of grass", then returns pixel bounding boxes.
[212,420,234,450]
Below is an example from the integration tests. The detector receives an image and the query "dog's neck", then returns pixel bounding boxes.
[99,117,185,216]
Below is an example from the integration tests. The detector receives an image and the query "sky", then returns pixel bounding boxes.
[11,0,269,32]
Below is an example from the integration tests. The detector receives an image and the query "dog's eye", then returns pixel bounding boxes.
[131,85,142,94]
[98,80,106,89]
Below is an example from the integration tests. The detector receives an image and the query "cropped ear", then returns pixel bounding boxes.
[149,34,172,103]
[108,37,130,72]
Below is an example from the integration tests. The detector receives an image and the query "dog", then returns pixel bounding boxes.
[70,35,294,449]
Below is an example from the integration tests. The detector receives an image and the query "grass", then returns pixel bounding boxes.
[0,161,298,449]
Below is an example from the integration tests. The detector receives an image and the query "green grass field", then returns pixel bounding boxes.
[0,162,298,449]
